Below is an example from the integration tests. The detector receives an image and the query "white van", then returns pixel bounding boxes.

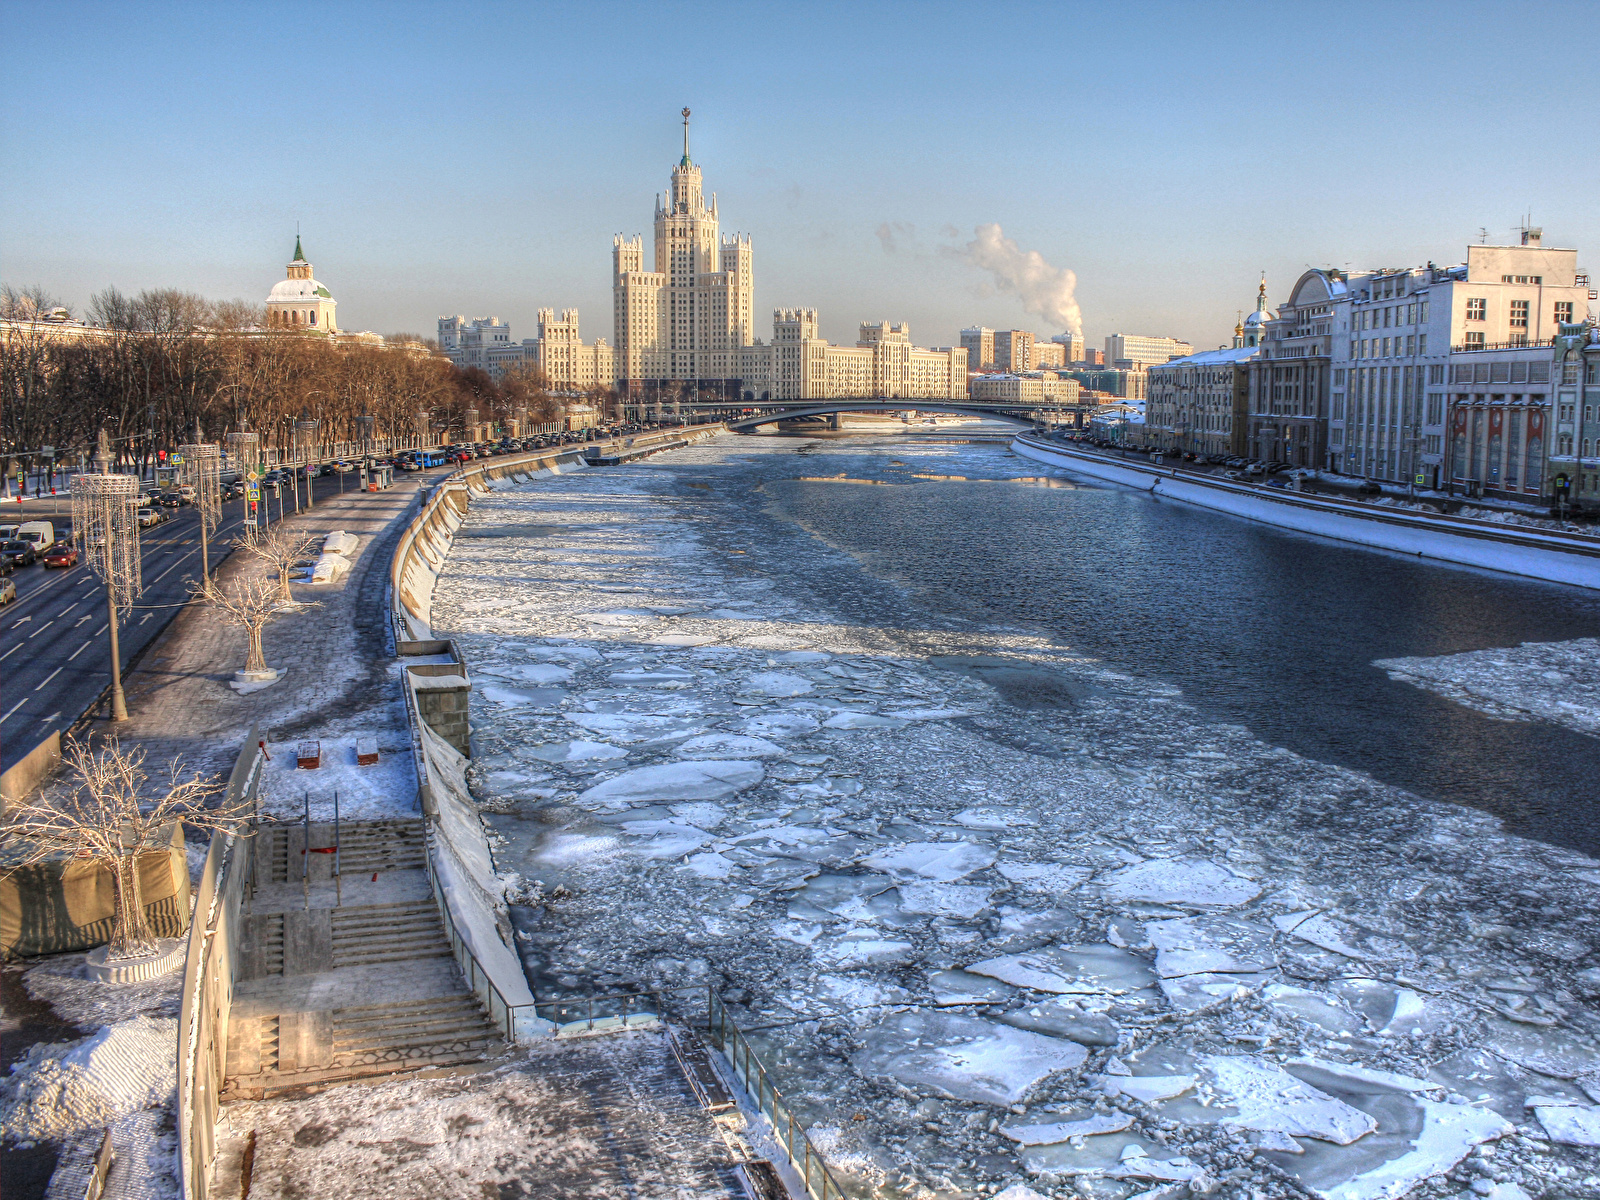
[0,523,17,541]
[16,521,56,550]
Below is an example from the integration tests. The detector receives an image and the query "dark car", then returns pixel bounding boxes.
[157,491,186,507]
[1,540,38,567]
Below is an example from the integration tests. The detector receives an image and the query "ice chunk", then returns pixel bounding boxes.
[1101,858,1262,908]
[771,920,823,945]
[889,707,978,720]
[743,671,816,696]
[667,801,727,829]
[991,1187,1049,1200]
[682,852,738,879]
[996,998,1120,1047]
[967,945,1158,995]
[486,662,575,685]
[1481,1017,1600,1079]
[1147,914,1278,977]
[1001,1111,1134,1144]
[626,823,715,858]
[565,712,709,743]
[818,929,916,966]
[674,733,785,758]
[797,873,897,916]
[1535,1104,1600,1146]
[955,808,1036,830]
[852,1010,1088,1106]
[525,739,628,763]
[741,711,821,739]
[822,712,908,730]
[1100,1074,1197,1103]
[575,760,765,809]
[1284,1058,1435,1095]
[896,882,994,918]
[1294,1100,1510,1200]
[997,861,1092,893]
[1159,971,1276,1012]
[928,968,1017,1006]
[609,669,698,686]
[1200,1055,1376,1145]
[646,633,720,647]
[862,841,998,882]
[480,683,563,706]
[1262,985,1359,1036]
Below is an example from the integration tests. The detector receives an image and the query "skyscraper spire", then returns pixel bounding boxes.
[681,107,691,167]
[293,233,306,263]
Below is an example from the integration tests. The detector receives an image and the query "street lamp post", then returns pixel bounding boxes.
[226,430,260,536]
[72,446,141,722]
[177,442,222,579]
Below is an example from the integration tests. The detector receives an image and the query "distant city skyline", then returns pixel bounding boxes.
[4,1,1597,353]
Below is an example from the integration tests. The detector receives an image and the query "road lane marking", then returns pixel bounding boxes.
[95,622,107,635]
[9,615,31,628]
[74,614,92,626]
[27,620,53,638]
[34,666,62,690]
[0,644,18,662]
[0,698,26,725]
[68,638,92,660]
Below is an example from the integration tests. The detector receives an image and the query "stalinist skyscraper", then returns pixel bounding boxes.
[612,109,754,389]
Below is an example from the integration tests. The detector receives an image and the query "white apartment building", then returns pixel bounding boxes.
[738,311,966,401]
[1105,333,1193,369]
[532,309,615,390]
[437,316,512,373]
[1327,232,1592,488]
[969,372,1080,406]
[612,115,754,387]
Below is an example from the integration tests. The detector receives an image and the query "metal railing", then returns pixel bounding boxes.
[707,989,846,1200]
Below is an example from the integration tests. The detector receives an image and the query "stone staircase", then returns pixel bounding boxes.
[224,817,505,1098]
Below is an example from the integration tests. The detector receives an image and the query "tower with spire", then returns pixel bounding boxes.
[613,109,753,385]
[266,236,338,334]
[1234,277,1271,348]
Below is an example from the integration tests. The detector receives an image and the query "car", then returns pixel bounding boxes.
[138,507,168,528]
[0,577,15,605]
[1357,480,1383,495]
[43,544,80,568]
[1,540,38,568]
[157,491,186,507]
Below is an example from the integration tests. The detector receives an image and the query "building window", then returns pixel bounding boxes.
[1556,301,1575,324]
[1464,331,1485,348]
[1466,298,1486,321]
[1509,300,1529,329]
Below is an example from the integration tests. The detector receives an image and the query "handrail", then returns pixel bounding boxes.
[177,725,265,1200]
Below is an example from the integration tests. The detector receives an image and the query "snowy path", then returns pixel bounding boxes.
[427,434,1600,1200]
[211,1031,744,1200]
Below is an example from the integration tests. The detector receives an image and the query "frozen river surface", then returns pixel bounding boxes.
[429,433,1600,1200]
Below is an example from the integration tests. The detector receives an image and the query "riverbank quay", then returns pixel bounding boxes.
[419,431,1600,1200]
[1013,433,1600,591]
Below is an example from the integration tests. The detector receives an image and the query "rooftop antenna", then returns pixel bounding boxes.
[1479,226,1489,244]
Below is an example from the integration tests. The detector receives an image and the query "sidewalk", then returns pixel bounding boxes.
[102,476,427,789]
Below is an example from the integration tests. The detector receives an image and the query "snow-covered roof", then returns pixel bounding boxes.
[1152,345,1261,370]
[268,277,334,302]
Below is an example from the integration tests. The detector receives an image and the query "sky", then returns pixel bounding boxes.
[4,0,1598,354]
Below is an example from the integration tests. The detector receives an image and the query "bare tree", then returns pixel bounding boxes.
[239,525,318,604]
[194,568,317,675]
[1,738,242,960]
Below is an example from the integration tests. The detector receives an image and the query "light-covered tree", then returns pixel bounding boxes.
[1,738,243,960]
[195,567,316,675]
[239,525,318,604]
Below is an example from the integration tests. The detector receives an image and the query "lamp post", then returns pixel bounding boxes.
[227,430,260,537]
[72,446,141,722]
[177,442,222,579]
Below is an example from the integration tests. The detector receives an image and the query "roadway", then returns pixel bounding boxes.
[0,466,452,775]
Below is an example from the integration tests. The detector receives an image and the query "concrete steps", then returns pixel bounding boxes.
[330,901,450,967]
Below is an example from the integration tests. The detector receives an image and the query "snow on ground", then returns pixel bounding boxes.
[255,719,419,822]
[4,954,183,1199]
[1376,638,1600,738]
[425,433,1600,1200]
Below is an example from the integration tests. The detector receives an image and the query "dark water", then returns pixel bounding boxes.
[762,457,1600,857]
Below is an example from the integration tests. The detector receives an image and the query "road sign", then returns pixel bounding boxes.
[1415,475,1425,486]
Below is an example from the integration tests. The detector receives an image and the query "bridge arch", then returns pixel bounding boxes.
[724,401,1046,431]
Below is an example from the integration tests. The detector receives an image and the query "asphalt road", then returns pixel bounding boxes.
[0,467,448,775]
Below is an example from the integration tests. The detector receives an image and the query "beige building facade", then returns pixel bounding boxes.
[735,311,966,401]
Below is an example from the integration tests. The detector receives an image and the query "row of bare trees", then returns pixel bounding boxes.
[1,284,613,480]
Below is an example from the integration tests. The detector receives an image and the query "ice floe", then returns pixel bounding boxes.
[852,1011,1087,1106]
[1100,857,1263,908]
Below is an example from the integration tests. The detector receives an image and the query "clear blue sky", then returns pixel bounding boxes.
[4,1,1597,352]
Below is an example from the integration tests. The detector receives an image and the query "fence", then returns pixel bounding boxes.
[176,726,264,1200]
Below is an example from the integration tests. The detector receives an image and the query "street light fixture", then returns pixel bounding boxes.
[226,430,261,536]
[72,447,141,722]
[177,442,222,579]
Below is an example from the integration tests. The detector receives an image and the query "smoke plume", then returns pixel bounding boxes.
[953,223,1083,339]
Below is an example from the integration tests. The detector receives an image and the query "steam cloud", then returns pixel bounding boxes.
[953,223,1083,339]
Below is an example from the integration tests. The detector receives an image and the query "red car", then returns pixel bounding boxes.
[43,544,80,569]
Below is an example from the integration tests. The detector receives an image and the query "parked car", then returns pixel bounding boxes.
[1357,480,1383,495]
[43,544,80,568]
[1,540,38,568]
[0,577,15,605]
